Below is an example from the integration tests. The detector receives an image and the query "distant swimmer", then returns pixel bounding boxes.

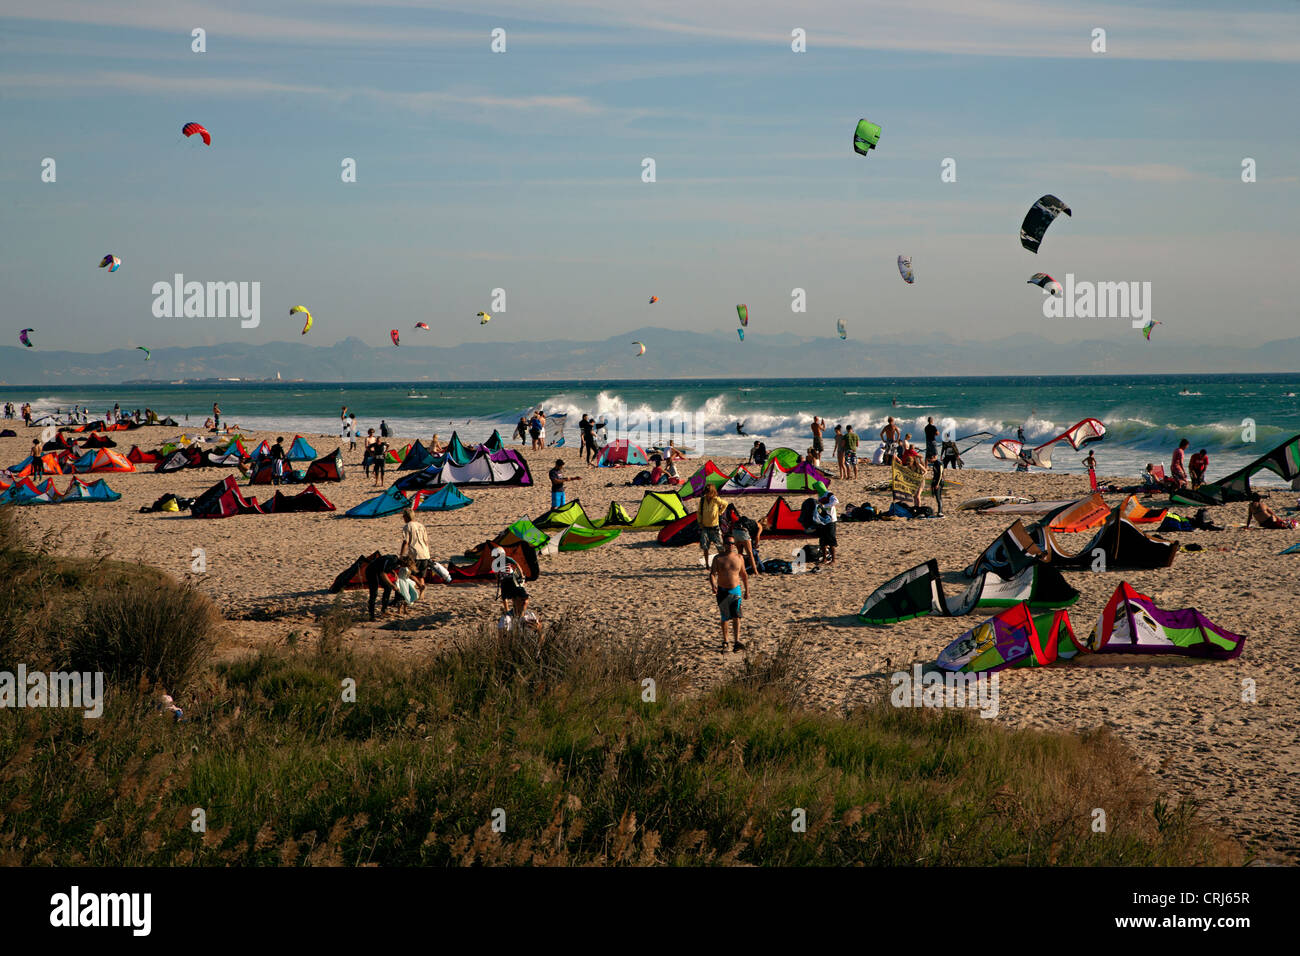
[736,421,747,436]
[891,397,897,408]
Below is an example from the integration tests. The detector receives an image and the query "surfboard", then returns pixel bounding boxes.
[958,496,1034,512]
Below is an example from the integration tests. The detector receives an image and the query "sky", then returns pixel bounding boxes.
[1,0,1298,359]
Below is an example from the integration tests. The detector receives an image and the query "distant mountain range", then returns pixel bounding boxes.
[3,329,1299,384]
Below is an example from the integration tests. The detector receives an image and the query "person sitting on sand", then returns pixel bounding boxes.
[748,440,768,468]
[666,439,686,460]
[1246,498,1299,530]
[496,552,541,636]
[663,456,682,485]
[709,537,748,653]
[648,460,665,485]
[429,433,444,453]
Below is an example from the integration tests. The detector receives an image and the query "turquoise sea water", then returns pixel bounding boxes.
[13,373,1300,483]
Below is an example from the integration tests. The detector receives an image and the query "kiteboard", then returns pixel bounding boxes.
[958,496,1034,512]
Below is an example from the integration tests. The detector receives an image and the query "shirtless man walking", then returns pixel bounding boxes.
[709,537,749,653]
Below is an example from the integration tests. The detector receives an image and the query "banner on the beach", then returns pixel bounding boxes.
[890,460,924,499]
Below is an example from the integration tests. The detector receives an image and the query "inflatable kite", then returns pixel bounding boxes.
[853,118,881,156]
[1027,272,1063,297]
[1020,194,1070,253]
[414,322,430,331]
[1141,319,1162,340]
[390,329,400,347]
[837,319,847,340]
[632,341,646,356]
[648,296,658,304]
[736,304,748,327]
[992,418,1106,470]
[897,255,914,284]
[18,328,34,348]
[737,328,744,342]
[99,254,121,272]
[1084,582,1245,659]
[477,312,491,325]
[181,122,211,146]
[136,346,150,361]
[290,305,312,335]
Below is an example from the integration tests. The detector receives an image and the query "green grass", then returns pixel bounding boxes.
[0,505,1237,866]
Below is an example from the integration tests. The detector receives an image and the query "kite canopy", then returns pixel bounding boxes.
[99,254,121,272]
[1019,194,1071,253]
[853,118,882,155]
[136,346,150,361]
[477,312,491,324]
[1141,319,1162,340]
[18,328,34,348]
[390,329,400,346]
[414,322,429,330]
[737,328,744,342]
[992,418,1106,470]
[1027,272,1062,297]
[897,255,914,284]
[648,296,658,304]
[290,305,313,335]
[860,559,1079,626]
[632,340,646,356]
[181,122,211,145]
[1085,582,1244,659]
[836,319,847,340]
[736,304,748,327]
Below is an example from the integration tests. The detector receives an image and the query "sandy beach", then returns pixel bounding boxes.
[4,426,1298,862]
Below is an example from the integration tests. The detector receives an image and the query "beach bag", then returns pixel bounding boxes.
[761,559,792,574]
[632,470,651,486]
[800,544,823,564]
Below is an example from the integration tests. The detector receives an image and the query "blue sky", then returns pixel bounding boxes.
[2,0,1298,357]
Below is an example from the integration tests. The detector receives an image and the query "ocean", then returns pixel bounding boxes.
[12,373,1300,485]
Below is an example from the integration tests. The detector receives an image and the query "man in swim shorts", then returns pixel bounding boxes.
[709,537,748,653]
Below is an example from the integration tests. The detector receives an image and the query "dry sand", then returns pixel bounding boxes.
[5,426,1299,862]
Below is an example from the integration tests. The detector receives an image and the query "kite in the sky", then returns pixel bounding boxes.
[897,255,914,284]
[19,328,34,348]
[1027,272,1063,297]
[290,305,312,335]
[837,319,847,340]
[136,346,150,361]
[1141,320,1162,341]
[648,296,658,304]
[1020,195,1071,253]
[632,341,646,356]
[477,312,491,325]
[390,329,400,346]
[736,304,748,327]
[853,118,882,156]
[99,254,121,272]
[181,122,211,145]
[737,328,744,342]
[414,322,430,331]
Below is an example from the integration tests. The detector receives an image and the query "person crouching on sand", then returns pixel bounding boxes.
[709,537,748,653]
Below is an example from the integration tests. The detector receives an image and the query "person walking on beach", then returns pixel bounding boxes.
[833,424,847,480]
[810,416,825,461]
[580,415,598,465]
[845,425,860,478]
[515,416,528,445]
[924,417,939,462]
[698,483,723,568]
[928,454,945,517]
[548,458,580,509]
[269,436,287,486]
[379,419,390,439]
[399,508,430,576]
[362,428,377,478]
[212,402,221,432]
[29,439,43,478]
[880,417,901,464]
[1171,438,1190,489]
[709,537,748,653]
[811,489,838,564]
[372,437,388,485]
